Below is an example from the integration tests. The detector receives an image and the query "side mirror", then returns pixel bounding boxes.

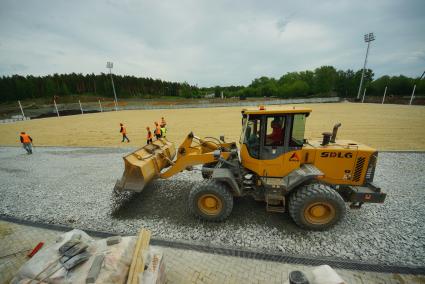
[219,135,225,142]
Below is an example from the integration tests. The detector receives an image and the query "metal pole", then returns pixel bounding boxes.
[98,100,103,112]
[109,69,118,111]
[382,86,387,104]
[53,100,60,117]
[361,88,367,103]
[18,100,26,120]
[357,40,371,99]
[78,100,84,114]
[409,85,416,105]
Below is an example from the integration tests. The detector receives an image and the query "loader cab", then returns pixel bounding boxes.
[240,107,311,177]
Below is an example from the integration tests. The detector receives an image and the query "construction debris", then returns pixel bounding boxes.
[11,228,165,284]
[86,254,105,283]
[106,235,122,246]
[27,242,44,258]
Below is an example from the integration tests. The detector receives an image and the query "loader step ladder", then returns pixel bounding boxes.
[266,191,285,213]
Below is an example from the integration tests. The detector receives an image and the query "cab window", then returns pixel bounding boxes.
[265,116,285,146]
[289,114,306,148]
[243,116,261,159]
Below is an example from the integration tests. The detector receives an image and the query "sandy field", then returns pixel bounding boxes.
[0,102,424,150]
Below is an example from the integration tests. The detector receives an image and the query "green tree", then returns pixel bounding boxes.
[313,66,338,94]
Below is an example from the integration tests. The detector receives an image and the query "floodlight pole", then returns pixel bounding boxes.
[382,86,387,104]
[357,33,375,100]
[107,61,118,111]
[98,100,103,112]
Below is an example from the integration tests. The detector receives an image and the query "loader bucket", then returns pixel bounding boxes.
[114,139,176,193]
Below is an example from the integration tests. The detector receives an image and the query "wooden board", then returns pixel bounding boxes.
[127,228,151,284]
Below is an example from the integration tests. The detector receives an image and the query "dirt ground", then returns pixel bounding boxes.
[0,102,424,150]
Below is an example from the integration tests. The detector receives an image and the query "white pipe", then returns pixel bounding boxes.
[361,88,367,103]
[18,100,26,120]
[382,86,387,104]
[409,85,416,105]
[54,100,60,117]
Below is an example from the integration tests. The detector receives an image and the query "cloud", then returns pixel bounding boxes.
[0,0,424,86]
[0,64,28,74]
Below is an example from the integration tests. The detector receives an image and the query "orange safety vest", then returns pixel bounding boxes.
[20,134,31,143]
[120,127,126,134]
[147,131,153,139]
[155,126,161,135]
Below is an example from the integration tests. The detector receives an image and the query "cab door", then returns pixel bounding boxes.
[240,113,306,178]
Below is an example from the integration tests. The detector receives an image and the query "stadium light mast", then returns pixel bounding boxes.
[356,32,375,100]
[106,61,118,111]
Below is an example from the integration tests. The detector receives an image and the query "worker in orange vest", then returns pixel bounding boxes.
[119,123,130,143]
[19,132,33,154]
[146,127,153,144]
[154,122,162,139]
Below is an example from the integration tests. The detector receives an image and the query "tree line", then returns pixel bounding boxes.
[0,66,423,103]
[211,66,424,99]
[0,73,198,102]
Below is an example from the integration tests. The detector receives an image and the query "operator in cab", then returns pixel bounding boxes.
[266,117,284,145]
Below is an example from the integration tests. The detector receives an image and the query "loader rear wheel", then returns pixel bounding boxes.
[288,183,346,231]
[189,180,233,221]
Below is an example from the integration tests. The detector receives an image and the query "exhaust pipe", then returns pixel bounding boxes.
[321,132,332,146]
[330,123,341,143]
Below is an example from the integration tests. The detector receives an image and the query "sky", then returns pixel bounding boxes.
[0,0,424,87]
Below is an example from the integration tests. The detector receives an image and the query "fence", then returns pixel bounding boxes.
[0,97,341,124]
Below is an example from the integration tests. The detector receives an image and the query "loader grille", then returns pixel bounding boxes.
[365,152,378,183]
[353,157,365,182]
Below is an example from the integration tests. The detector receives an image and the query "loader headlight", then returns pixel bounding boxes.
[213,150,221,159]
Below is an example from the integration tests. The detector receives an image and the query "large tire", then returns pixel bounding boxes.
[188,180,233,221]
[288,183,346,231]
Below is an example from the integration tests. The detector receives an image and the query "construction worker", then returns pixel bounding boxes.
[160,117,166,128]
[160,125,167,138]
[119,123,130,143]
[154,122,162,139]
[160,117,167,138]
[19,132,33,154]
[146,126,153,144]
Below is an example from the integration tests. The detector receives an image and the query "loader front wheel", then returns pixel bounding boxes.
[189,180,233,221]
[289,183,346,231]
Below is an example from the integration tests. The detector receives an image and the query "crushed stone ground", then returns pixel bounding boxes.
[0,146,424,266]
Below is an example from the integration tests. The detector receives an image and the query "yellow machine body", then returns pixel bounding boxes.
[239,106,378,187]
[240,140,376,186]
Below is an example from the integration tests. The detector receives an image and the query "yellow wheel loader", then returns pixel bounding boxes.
[114,106,386,230]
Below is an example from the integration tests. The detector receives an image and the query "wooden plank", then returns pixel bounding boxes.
[132,229,151,284]
[127,229,145,284]
[127,228,151,284]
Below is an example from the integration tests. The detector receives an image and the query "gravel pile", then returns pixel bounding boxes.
[0,146,424,266]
